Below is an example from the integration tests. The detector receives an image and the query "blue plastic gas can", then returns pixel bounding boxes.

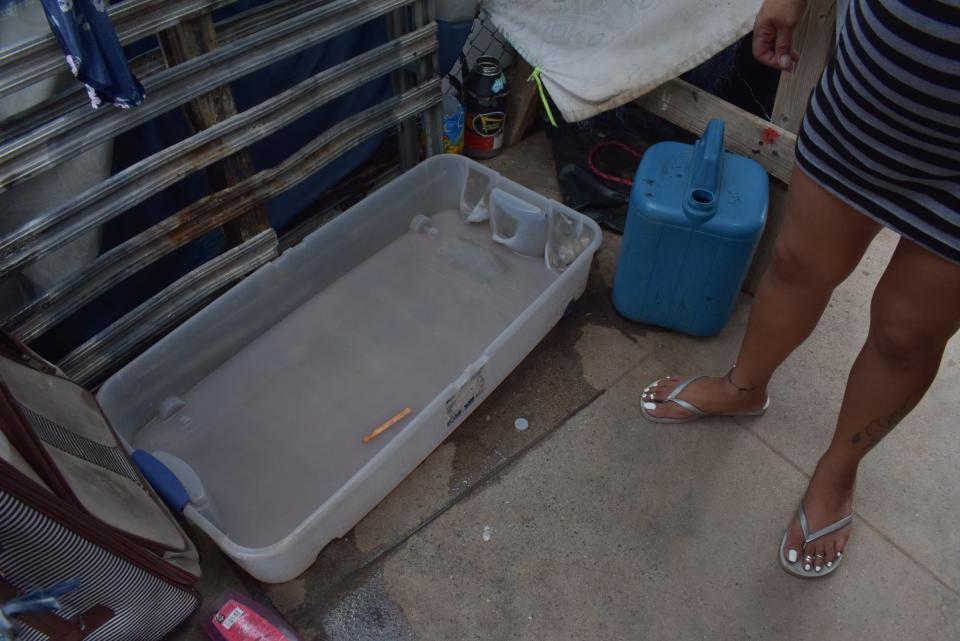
[612,119,768,336]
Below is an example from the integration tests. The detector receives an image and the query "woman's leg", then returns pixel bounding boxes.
[783,237,960,570]
[645,168,881,419]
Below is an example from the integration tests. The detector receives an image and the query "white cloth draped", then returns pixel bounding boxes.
[484,0,764,122]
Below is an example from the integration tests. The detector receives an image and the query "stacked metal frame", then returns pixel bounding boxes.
[0,0,444,386]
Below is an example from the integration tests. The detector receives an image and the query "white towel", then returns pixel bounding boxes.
[484,0,763,122]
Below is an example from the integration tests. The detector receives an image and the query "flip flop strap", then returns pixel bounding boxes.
[664,376,706,416]
[798,505,853,545]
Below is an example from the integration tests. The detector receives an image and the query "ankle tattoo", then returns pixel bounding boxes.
[726,368,757,393]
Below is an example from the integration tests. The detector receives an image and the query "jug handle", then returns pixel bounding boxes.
[683,119,725,223]
[489,189,543,250]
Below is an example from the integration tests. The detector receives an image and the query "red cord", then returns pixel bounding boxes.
[587,140,643,187]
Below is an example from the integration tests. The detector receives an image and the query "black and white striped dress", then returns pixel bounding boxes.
[796,0,960,264]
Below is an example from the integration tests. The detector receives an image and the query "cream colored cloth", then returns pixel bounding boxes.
[484,0,763,122]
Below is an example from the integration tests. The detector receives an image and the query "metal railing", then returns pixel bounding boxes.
[0,0,443,386]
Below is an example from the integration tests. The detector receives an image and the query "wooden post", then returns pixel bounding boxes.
[743,0,835,293]
[503,57,539,147]
[157,13,270,247]
[771,0,836,132]
[635,78,796,184]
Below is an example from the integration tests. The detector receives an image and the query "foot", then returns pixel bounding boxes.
[782,452,856,572]
[642,372,767,420]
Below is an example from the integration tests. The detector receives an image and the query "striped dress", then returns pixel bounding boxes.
[796,0,960,264]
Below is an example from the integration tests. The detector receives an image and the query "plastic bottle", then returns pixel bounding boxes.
[442,91,465,154]
[463,57,508,159]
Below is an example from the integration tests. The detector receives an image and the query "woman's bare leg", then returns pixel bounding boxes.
[645,168,881,419]
[783,237,960,570]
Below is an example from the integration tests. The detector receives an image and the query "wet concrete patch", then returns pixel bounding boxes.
[320,572,416,641]
[352,443,457,555]
[263,235,652,639]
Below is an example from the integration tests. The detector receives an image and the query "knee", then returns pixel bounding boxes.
[869,304,945,368]
[769,237,849,290]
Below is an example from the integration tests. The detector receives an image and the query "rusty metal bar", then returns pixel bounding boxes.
[278,162,401,251]
[0,24,437,279]
[214,0,331,42]
[58,229,279,387]
[0,0,413,192]
[5,80,441,342]
[0,0,237,100]
[387,7,420,170]
[414,0,443,156]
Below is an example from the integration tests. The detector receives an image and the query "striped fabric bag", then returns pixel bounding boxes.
[0,334,200,641]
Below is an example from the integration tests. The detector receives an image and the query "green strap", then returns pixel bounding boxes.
[527,67,558,127]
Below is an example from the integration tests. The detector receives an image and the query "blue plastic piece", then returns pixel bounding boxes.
[130,449,190,513]
[612,119,768,336]
[437,19,474,76]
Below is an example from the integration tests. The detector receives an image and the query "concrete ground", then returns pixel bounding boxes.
[174,132,960,641]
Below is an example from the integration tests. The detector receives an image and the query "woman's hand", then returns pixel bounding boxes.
[752,0,807,71]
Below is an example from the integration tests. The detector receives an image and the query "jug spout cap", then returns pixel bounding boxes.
[684,119,725,223]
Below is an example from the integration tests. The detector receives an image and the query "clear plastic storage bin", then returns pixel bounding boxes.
[98,155,601,582]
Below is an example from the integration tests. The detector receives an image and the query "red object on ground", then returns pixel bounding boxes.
[587,140,644,187]
[202,592,302,641]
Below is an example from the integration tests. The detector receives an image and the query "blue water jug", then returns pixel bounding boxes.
[612,119,768,336]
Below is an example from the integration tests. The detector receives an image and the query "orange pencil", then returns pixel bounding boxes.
[363,407,412,443]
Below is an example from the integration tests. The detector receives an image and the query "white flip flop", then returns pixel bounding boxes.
[640,375,770,424]
[779,504,852,578]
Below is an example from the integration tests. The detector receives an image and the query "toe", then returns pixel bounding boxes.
[782,515,804,565]
[812,540,825,573]
[835,530,848,560]
[824,540,837,567]
[642,377,694,419]
[646,381,671,398]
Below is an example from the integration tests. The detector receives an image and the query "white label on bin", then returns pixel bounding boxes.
[446,367,485,427]
[222,607,244,629]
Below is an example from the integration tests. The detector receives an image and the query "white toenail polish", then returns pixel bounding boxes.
[815,565,822,572]
[643,402,657,410]
[804,563,811,571]
[826,561,833,568]
[787,549,798,563]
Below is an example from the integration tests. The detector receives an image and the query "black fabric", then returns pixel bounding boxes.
[796,0,960,265]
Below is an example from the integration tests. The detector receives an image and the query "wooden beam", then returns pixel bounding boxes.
[635,77,796,184]
[772,0,836,133]
[504,57,539,147]
[743,0,835,293]
[158,12,270,246]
